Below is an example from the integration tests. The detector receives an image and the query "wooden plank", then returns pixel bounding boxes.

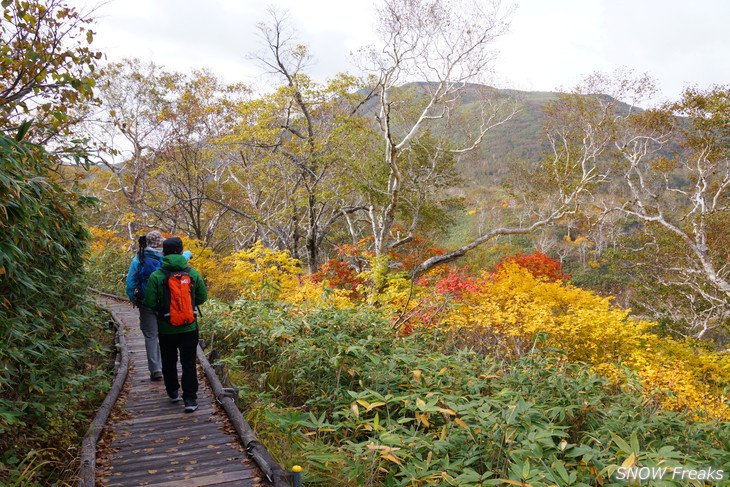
[119,411,216,426]
[101,470,260,487]
[106,453,249,474]
[144,470,261,487]
[106,458,258,481]
[111,425,235,444]
[111,439,242,460]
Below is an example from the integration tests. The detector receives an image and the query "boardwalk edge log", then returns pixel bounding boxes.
[197,344,293,487]
[77,294,130,487]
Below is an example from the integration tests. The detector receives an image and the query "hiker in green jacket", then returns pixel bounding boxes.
[144,237,208,413]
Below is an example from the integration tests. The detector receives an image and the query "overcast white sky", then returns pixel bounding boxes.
[70,0,729,105]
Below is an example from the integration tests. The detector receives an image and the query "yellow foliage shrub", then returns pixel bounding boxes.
[192,241,302,302]
[443,263,730,419]
[86,226,127,253]
[184,239,220,282]
[279,278,355,310]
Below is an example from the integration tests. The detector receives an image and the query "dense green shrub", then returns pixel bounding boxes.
[0,130,113,484]
[201,299,729,486]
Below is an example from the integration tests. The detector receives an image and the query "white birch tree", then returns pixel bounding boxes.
[361,0,517,258]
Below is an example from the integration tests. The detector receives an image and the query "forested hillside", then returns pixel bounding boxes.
[1,0,728,485]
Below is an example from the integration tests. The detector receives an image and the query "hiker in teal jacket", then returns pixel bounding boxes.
[144,237,207,412]
[126,230,192,382]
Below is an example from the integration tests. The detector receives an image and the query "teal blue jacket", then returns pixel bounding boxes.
[143,253,207,334]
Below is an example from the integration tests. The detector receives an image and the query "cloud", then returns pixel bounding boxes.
[72,0,729,102]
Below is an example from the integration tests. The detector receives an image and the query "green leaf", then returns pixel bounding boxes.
[629,430,640,453]
[553,460,570,484]
[611,432,633,453]
[14,120,32,141]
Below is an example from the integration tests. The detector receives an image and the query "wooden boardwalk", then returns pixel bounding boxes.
[96,299,266,487]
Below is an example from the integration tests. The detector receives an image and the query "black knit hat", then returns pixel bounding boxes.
[162,237,184,255]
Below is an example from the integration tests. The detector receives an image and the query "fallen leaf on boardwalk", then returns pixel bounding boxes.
[147,470,157,474]
[166,448,178,453]
[153,439,164,444]
[189,460,198,464]
[185,467,194,471]
[143,448,154,454]
[132,449,141,454]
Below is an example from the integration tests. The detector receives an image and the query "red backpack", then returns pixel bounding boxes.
[159,268,197,326]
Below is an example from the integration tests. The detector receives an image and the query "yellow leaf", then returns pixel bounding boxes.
[498,480,533,487]
[366,401,386,411]
[438,408,456,416]
[381,454,402,465]
[622,453,637,468]
[351,403,359,418]
[454,418,470,430]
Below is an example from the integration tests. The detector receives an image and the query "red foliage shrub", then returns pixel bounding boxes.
[433,268,482,299]
[311,257,364,297]
[494,251,571,281]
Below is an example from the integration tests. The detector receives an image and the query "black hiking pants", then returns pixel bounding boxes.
[159,328,199,400]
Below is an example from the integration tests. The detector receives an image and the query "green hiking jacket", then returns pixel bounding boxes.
[143,253,208,335]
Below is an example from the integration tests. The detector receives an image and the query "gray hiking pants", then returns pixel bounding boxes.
[139,306,162,374]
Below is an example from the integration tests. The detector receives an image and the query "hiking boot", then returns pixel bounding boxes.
[150,371,163,381]
[168,391,181,403]
[184,398,198,413]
